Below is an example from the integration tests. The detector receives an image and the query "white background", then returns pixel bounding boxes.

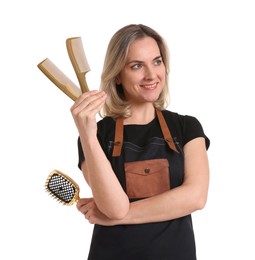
[1,0,254,259]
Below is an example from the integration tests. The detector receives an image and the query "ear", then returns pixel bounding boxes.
[116,76,121,85]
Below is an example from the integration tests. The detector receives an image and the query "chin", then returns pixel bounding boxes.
[144,94,160,103]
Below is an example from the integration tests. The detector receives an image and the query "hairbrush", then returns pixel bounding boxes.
[45,170,80,206]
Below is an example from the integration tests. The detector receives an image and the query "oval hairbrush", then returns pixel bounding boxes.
[45,170,80,206]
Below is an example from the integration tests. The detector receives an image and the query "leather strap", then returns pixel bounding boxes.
[155,109,179,153]
[112,109,179,157]
[112,117,124,157]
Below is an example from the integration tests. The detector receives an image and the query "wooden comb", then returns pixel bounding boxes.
[37,58,81,101]
[66,37,90,93]
[37,36,90,100]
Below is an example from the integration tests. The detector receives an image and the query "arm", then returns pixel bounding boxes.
[78,137,209,225]
[71,91,129,220]
[122,137,210,224]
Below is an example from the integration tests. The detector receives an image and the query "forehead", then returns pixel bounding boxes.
[127,37,160,60]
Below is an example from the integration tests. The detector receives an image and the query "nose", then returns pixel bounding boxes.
[144,65,156,80]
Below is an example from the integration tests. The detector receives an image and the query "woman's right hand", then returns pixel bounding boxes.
[70,90,107,138]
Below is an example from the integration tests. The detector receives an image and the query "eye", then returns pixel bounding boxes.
[131,63,142,70]
[154,59,162,66]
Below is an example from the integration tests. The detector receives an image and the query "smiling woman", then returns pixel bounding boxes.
[117,37,165,108]
[70,24,210,260]
[99,24,170,120]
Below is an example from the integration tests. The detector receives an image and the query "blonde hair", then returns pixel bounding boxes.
[100,24,170,118]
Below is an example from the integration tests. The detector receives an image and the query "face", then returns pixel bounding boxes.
[117,37,166,105]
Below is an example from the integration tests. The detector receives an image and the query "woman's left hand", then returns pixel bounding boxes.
[77,198,117,226]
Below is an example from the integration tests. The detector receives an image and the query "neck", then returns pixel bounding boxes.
[124,103,156,125]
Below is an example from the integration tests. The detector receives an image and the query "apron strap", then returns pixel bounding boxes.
[155,109,179,153]
[112,109,179,157]
[112,117,124,157]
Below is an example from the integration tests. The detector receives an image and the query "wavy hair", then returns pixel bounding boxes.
[100,24,170,118]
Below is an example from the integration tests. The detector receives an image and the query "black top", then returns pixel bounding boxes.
[78,110,210,260]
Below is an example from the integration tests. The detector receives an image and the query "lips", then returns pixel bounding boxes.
[140,83,157,89]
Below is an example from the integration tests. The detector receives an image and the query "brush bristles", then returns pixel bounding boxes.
[45,170,79,206]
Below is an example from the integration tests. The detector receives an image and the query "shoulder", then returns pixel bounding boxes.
[162,110,198,125]
[98,116,115,128]
[162,110,197,132]
[97,116,115,138]
[162,110,210,149]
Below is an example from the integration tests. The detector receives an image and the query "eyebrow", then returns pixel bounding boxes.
[126,55,162,65]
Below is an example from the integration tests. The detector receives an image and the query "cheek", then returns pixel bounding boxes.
[120,74,141,91]
[160,67,166,79]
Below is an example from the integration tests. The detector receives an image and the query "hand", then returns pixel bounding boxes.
[76,198,117,226]
[70,90,107,138]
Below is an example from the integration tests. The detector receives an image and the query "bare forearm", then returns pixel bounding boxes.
[116,138,209,225]
[80,136,129,219]
[84,138,209,226]
[113,184,207,225]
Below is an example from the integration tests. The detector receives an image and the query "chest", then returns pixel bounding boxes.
[105,118,184,199]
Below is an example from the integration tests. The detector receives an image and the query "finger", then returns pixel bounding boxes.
[85,212,90,220]
[79,91,106,108]
[71,90,99,111]
[84,92,107,113]
[78,204,90,215]
[76,198,94,210]
[71,91,106,116]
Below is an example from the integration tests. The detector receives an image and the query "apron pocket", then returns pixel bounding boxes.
[125,158,170,199]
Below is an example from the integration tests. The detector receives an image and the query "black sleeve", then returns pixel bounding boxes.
[77,137,84,170]
[183,115,210,150]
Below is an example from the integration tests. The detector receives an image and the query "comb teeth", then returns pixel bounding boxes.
[45,170,80,206]
[66,37,90,93]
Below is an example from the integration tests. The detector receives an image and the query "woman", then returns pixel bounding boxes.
[71,24,210,260]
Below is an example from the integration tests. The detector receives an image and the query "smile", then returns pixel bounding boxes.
[140,83,157,90]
